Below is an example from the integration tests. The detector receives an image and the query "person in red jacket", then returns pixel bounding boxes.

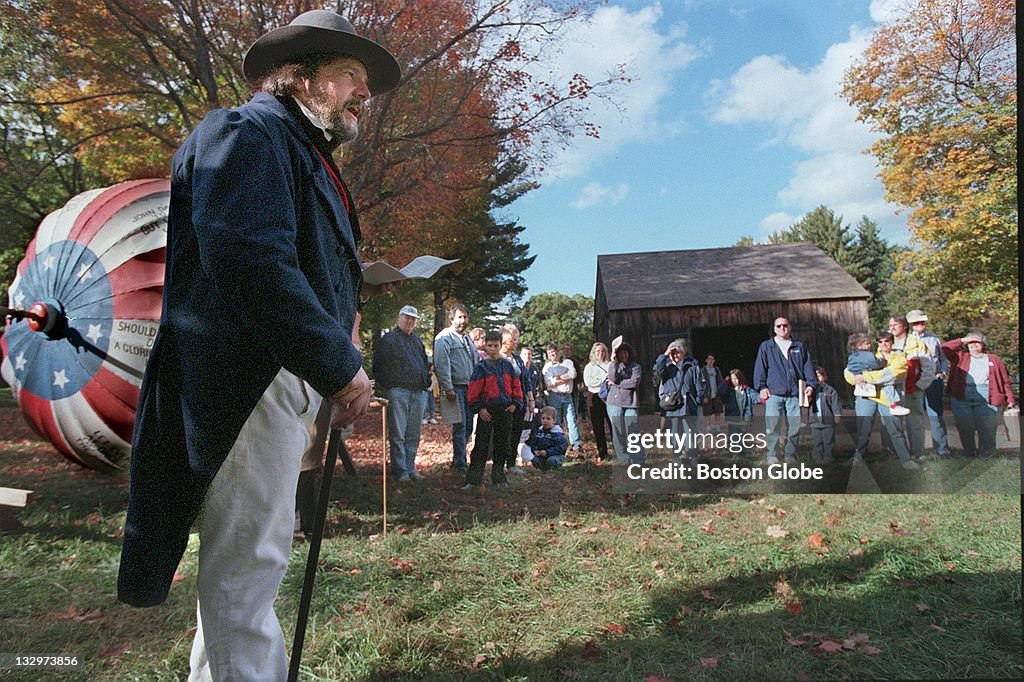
[463,330,524,489]
[942,332,1016,457]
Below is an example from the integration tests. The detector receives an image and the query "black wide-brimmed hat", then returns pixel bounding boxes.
[243,10,401,94]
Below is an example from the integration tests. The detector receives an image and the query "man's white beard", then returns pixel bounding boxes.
[307,91,360,143]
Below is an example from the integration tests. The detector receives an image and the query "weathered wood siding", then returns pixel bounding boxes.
[594,298,870,410]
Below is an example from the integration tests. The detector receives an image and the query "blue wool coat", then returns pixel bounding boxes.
[118,93,365,607]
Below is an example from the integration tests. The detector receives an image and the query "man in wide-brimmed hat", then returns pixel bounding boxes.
[117,10,400,680]
[906,309,952,457]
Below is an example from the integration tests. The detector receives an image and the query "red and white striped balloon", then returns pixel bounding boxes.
[1,179,169,475]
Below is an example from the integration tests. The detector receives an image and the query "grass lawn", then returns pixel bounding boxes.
[0,408,1021,680]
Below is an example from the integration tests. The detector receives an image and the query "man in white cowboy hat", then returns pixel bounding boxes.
[372,305,432,481]
[907,309,952,457]
[117,10,401,680]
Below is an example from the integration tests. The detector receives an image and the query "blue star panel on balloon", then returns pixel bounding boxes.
[1,179,169,474]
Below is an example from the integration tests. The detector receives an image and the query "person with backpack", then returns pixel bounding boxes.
[654,338,705,465]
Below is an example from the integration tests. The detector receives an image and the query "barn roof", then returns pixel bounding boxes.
[597,243,870,311]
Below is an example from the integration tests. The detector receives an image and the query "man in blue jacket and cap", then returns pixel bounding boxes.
[117,10,401,680]
[752,316,817,464]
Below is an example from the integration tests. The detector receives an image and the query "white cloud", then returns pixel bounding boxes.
[529,3,702,181]
[759,211,795,234]
[869,0,909,23]
[710,23,908,240]
[570,182,630,209]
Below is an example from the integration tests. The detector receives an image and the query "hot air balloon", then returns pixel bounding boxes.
[1,179,169,475]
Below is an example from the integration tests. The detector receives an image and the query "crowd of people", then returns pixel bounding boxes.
[106,10,1016,678]
[375,304,1017,486]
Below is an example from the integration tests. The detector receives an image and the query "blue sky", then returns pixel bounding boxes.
[504,0,907,298]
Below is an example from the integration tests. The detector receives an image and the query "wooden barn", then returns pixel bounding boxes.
[593,243,870,410]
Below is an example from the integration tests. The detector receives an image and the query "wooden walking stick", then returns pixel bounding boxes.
[288,424,342,682]
[380,398,389,538]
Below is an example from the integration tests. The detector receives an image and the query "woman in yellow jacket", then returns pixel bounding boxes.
[844,332,919,469]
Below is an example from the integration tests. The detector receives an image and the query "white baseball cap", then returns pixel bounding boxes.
[906,309,928,323]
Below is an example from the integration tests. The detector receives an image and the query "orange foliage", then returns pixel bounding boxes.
[842,0,1016,359]
[14,0,621,272]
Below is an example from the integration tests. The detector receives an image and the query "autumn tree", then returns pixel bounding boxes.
[1,0,624,311]
[842,0,1017,364]
[360,157,537,348]
[0,1,110,252]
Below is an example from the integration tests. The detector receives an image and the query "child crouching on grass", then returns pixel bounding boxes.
[463,330,524,490]
[529,406,568,471]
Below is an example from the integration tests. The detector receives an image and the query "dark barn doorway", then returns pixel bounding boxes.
[692,324,766,383]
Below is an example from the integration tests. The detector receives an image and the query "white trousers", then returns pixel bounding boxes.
[188,369,322,681]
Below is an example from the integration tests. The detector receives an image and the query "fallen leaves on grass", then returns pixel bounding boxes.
[101,642,130,658]
[581,639,603,659]
[604,623,627,635]
[388,557,416,574]
[471,654,488,669]
[816,640,844,654]
[915,602,931,613]
[56,606,104,622]
[699,657,718,668]
[807,532,824,549]
[645,675,672,682]
[787,632,879,656]
[785,601,805,617]
[889,522,910,537]
[766,525,789,538]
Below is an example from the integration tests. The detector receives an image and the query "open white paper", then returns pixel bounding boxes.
[362,255,459,286]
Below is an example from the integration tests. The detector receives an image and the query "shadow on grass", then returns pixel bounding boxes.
[0,445,127,544]
[344,545,1022,681]
[324,463,725,539]
[322,453,1021,541]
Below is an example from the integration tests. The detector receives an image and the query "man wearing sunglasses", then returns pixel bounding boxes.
[753,317,817,464]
